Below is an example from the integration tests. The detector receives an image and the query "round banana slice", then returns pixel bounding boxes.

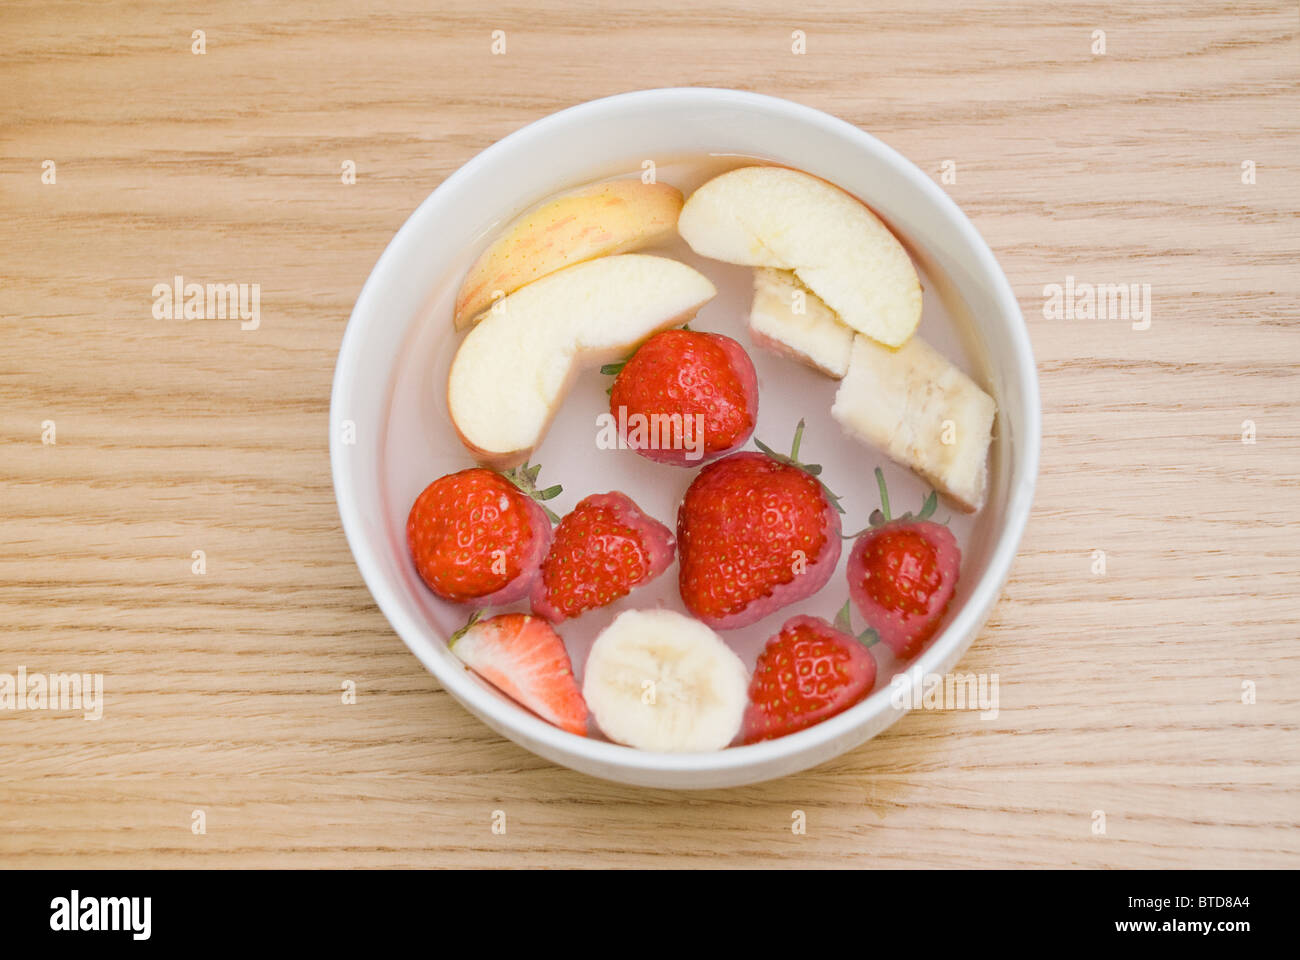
[583,609,750,752]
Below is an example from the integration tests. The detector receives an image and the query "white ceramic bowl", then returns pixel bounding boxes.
[330,88,1040,789]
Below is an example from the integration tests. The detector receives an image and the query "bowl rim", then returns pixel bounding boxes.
[330,87,1041,780]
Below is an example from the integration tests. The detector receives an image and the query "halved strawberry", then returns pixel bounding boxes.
[406,462,560,605]
[448,612,588,736]
[846,468,961,660]
[742,610,878,743]
[531,492,674,622]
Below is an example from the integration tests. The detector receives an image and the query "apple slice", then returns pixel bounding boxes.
[678,166,922,348]
[448,254,717,467]
[453,180,684,329]
[831,334,996,513]
[749,267,855,378]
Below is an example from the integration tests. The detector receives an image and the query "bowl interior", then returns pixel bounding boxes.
[331,89,1037,788]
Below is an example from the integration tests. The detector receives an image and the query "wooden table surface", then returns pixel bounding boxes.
[2,0,1297,869]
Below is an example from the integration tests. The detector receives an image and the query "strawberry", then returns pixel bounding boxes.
[448,612,588,736]
[742,609,878,743]
[531,492,675,622]
[677,420,843,629]
[846,468,961,660]
[606,328,758,466]
[406,462,560,605]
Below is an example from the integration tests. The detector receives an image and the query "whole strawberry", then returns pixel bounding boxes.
[406,462,560,605]
[607,328,758,466]
[531,492,674,622]
[677,420,842,630]
[847,468,960,660]
[742,610,878,744]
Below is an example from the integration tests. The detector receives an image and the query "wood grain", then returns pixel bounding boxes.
[1,0,1297,868]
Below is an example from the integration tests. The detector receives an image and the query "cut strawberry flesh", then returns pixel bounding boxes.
[451,614,588,736]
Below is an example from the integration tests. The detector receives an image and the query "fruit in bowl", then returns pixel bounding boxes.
[446,254,716,467]
[676,420,843,630]
[742,610,879,744]
[846,469,961,660]
[420,162,991,748]
[449,612,588,737]
[332,90,1039,787]
[531,492,675,622]
[406,463,560,606]
[582,609,750,752]
[749,268,854,379]
[678,165,923,348]
[453,179,684,330]
[749,266,996,512]
[606,327,759,466]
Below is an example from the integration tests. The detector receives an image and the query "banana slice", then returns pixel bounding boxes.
[749,269,995,511]
[832,334,996,513]
[749,268,855,378]
[583,609,749,752]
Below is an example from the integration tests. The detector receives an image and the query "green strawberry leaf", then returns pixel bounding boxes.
[822,487,846,515]
[502,461,563,524]
[833,600,853,634]
[917,490,938,520]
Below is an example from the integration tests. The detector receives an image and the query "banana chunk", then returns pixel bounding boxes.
[583,609,749,752]
[749,268,854,378]
[832,335,996,513]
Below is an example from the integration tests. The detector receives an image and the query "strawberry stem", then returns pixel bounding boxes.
[843,471,940,538]
[754,419,845,514]
[448,609,483,646]
[875,467,891,523]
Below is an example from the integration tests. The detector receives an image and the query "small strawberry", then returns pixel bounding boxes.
[531,492,675,622]
[448,612,588,736]
[606,328,758,466]
[742,608,878,743]
[846,468,960,660]
[406,462,560,605]
[677,420,843,629]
